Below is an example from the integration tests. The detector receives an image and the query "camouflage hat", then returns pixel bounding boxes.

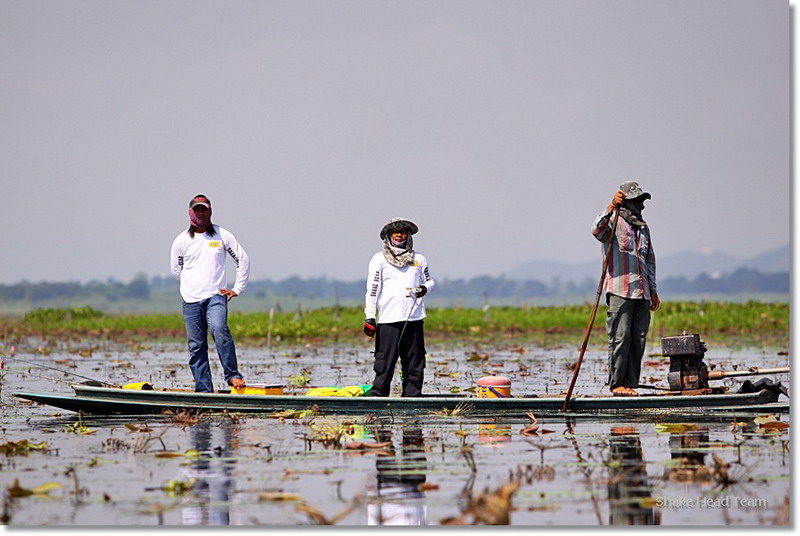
[619,181,651,201]
[380,217,419,240]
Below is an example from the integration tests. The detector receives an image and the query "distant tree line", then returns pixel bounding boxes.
[0,268,788,303]
[0,274,151,302]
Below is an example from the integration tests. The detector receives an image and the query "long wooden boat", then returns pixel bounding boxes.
[14,384,789,417]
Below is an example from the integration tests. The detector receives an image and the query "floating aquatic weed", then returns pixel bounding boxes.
[287,370,312,387]
[0,439,49,456]
[162,409,204,428]
[304,419,348,450]
[222,409,240,424]
[520,413,539,436]
[124,422,151,433]
[6,479,63,499]
[163,478,196,497]
[63,414,95,435]
[428,401,474,417]
[258,491,304,502]
[131,429,168,454]
[270,408,317,421]
[63,466,89,500]
[708,453,758,490]
[655,423,698,434]
[86,456,118,468]
[295,496,360,525]
[134,498,182,524]
[441,478,521,525]
[153,449,200,459]
[523,439,568,483]
[752,414,789,433]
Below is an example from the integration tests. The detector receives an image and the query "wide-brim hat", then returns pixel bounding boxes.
[619,181,651,201]
[380,217,419,240]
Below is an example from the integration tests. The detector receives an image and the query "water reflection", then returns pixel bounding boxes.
[182,420,237,526]
[665,428,712,485]
[367,424,428,525]
[477,420,512,446]
[607,426,660,525]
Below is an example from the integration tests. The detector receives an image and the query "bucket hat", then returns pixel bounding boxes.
[380,217,419,240]
[619,181,651,200]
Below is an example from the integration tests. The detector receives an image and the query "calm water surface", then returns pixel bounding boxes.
[0,341,790,526]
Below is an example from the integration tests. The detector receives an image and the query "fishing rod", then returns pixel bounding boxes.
[12,358,118,387]
[398,294,420,347]
[2,368,78,386]
[394,295,420,384]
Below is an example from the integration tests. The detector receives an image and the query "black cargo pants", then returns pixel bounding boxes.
[369,320,426,397]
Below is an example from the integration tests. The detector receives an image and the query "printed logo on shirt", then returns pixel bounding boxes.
[208,241,222,248]
[409,261,419,267]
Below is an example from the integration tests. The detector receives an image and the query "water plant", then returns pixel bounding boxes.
[3,302,788,348]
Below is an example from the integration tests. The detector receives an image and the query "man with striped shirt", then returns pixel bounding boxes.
[592,182,660,396]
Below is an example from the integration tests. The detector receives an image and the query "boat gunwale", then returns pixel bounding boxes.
[10,384,783,415]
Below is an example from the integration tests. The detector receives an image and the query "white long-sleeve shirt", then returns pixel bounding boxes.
[364,251,435,324]
[170,225,250,303]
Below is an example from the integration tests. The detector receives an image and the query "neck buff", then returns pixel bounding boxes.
[382,235,414,267]
[189,207,212,229]
[619,200,646,227]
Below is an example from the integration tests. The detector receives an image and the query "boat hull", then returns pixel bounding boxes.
[14,385,786,417]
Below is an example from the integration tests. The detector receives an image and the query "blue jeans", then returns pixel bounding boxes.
[183,294,242,392]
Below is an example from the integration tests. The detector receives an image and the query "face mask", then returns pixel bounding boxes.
[620,199,646,227]
[383,234,414,267]
[189,206,212,228]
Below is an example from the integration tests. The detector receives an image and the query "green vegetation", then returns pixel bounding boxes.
[1,302,789,348]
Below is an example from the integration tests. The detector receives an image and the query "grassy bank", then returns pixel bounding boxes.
[1,301,789,349]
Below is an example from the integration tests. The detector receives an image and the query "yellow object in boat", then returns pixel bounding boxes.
[231,384,284,395]
[305,385,367,397]
[122,382,153,390]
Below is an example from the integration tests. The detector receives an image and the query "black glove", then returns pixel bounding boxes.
[364,318,376,337]
[410,286,427,298]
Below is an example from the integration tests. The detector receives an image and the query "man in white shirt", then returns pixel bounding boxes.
[364,218,435,397]
[170,194,250,392]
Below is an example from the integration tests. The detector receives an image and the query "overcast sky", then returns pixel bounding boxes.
[1,0,790,284]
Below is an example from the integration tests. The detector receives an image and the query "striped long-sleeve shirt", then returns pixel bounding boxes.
[591,211,656,300]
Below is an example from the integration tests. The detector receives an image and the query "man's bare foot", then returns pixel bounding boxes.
[231,378,246,389]
[611,386,638,396]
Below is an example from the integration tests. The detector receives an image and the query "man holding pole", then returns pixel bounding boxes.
[592,182,660,396]
[363,217,435,397]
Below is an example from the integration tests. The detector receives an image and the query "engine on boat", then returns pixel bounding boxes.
[662,332,717,394]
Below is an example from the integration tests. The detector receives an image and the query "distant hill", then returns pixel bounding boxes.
[505,243,789,282]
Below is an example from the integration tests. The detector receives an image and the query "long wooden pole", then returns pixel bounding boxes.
[562,207,620,412]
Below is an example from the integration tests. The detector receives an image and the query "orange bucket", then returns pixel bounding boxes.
[477,375,511,398]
